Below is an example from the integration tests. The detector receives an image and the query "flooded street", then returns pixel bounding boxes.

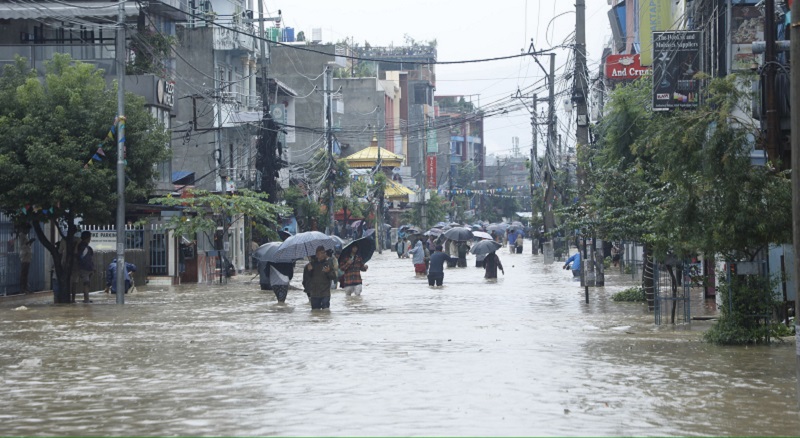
[1,241,798,436]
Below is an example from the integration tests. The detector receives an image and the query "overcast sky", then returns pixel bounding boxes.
[265,0,611,158]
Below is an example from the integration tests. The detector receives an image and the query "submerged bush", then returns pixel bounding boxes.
[612,287,645,302]
[703,274,780,345]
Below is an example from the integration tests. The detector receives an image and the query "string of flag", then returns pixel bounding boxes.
[21,116,126,216]
[434,184,542,197]
[82,116,126,170]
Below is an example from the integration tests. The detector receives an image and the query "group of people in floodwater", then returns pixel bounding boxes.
[398,234,505,288]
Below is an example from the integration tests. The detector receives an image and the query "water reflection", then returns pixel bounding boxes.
[0,240,798,435]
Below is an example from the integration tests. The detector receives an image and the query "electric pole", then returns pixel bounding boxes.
[575,0,592,300]
[764,0,781,169]
[325,65,335,234]
[530,93,537,254]
[789,0,800,407]
[255,2,279,202]
[114,0,126,305]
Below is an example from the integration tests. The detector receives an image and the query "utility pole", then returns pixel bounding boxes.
[530,93,537,254]
[114,1,126,305]
[764,0,781,169]
[376,133,383,254]
[575,0,592,300]
[420,112,428,230]
[256,0,277,202]
[789,0,800,407]
[325,65,335,234]
[544,53,556,235]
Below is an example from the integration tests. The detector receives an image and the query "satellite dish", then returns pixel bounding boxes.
[271,106,284,120]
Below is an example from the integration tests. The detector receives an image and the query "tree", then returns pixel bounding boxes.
[0,55,170,303]
[401,192,448,227]
[282,185,324,232]
[149,189,287,250]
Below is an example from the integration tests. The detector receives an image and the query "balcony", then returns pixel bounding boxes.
[147,0,191,21]
[0,44,116,75]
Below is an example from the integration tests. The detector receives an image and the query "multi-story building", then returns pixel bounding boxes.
[355,43,437,190]
[0,0,188,292]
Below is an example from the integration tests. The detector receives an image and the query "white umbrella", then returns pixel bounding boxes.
[472,231,493,240]
[274,231,337,261]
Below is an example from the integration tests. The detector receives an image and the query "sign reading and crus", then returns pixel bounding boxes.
[605,54,650,81]
[652,31,701,111]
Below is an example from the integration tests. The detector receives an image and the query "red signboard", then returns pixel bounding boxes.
[605,54,650,81]
[426,155,437,188]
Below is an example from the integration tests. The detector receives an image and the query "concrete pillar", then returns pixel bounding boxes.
[241,56,250,106]
[249,59,258,108]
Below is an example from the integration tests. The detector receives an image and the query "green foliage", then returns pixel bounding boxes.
[401,191,448,227]
[612,286,645,302]
[149,189,288,244]
[0,54,170,301]
[703,274,779,345]
[282,185,324,232]
[564,74,791,262]
[127,30,175,77]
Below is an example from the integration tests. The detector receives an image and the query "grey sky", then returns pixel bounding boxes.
[266,0,611,158]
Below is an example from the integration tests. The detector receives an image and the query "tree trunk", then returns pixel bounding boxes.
[32,219,75,303]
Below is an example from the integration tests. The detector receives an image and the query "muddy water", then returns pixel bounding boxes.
[1,240,798,436]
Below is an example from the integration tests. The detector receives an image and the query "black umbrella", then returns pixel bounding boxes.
[340,237,376,264]
[470,240,503,256]
[443,227,474,242]
[278,230,292,241]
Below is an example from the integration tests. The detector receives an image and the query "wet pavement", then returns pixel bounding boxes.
[1,240,799,436]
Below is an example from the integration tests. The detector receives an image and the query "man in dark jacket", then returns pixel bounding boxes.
[304,246,337,310]
[427,245,457,287]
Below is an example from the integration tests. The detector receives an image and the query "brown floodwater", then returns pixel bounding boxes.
[1,240,798,436]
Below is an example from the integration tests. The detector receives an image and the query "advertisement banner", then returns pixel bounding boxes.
[730,5,764,72]
[652,31,701,111]
[426,155,437,188]
[605,54,650,81]
[638,0,674,66]
[426,129,438,154]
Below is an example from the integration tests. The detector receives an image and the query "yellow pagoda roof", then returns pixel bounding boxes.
[342,147,404,168]
[384,178,415,200]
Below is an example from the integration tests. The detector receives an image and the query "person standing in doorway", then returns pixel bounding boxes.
[339,244,368,296]
[484,250,504,279]
[304,246,337,310]
[427,245,456,287]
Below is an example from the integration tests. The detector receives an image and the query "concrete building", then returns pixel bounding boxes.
[354,43,437,190]
[0,0,188,292]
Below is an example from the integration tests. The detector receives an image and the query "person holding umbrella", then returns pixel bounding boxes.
[339,244,368,296]
[303,246,337,310]
[483,251,504,279]
[456,241,470,267]
[408,238,427,277]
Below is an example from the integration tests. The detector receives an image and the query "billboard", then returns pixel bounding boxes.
[605,54,650,81]
[652,31,701,111]
[426,155,437,188]
[730,5,764,72]
[638,0,673,66]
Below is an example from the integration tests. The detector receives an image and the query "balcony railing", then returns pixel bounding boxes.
[0,44,116,73]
